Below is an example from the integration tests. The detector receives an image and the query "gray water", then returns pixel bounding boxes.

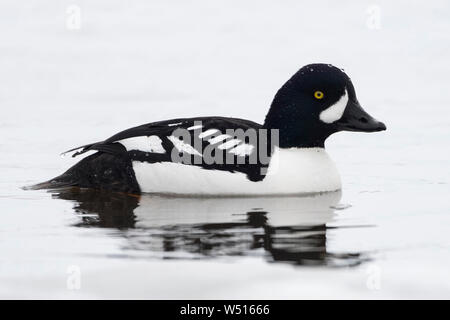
[1,1,449,299]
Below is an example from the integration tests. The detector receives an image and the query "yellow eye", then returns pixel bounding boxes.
[314,91,324,99]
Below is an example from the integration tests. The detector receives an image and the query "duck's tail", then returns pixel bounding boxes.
[24,152,140,194]
[23,178,76,190]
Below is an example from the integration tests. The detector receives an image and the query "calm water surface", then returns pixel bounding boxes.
[55,189,366,267]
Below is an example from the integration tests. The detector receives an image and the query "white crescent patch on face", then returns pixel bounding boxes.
[319,89,348,123]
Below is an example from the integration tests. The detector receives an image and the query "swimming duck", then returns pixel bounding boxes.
[31,63,386,195]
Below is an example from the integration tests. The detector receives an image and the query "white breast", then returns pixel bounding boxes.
[132,147,341,196]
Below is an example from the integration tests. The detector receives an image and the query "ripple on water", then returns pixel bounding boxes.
[50,188,371,268]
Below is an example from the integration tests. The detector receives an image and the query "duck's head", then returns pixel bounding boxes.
[264,63,386,148]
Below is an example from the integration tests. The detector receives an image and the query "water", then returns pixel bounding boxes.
[1,1,450,299]
[55,189,366,267]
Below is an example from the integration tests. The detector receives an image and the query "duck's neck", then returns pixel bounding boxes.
[263,116,331,149]
[262,94,334,148]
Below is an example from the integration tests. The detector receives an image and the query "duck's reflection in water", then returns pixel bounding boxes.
[53,188,367,267]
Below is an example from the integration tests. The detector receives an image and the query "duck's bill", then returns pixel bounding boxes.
[336,100,386,132]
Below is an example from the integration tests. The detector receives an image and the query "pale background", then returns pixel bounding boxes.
[0,0,449,298]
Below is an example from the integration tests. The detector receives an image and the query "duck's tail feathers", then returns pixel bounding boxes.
[61,143,96,158]
[23,174,78,191]
[61,142,125,158]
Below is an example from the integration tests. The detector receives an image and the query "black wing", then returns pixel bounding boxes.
[63,116,270,181]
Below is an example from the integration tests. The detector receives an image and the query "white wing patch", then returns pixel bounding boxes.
[187,124,203,130]
[208,134,232,145]
[168,135,202,156]
[218,139,241,150]
[164,126,255,159]
[229,143,254,156]
[119,136,166,154]
[319,89,348,123]
[198,129,219,139]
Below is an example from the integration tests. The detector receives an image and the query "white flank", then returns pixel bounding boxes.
[218,139,241,150]
[208,134,232,144]
[319,89,348,123]
[167,135,202,156]
[132,147,341,195]
[229,143,254,156]
[187,124,203,130]
[198,129,219,139]
[118,136,166,154]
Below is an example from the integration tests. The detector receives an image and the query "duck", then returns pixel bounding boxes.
[30,63,386,196]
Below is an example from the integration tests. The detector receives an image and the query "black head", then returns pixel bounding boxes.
[263,64,386,148]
